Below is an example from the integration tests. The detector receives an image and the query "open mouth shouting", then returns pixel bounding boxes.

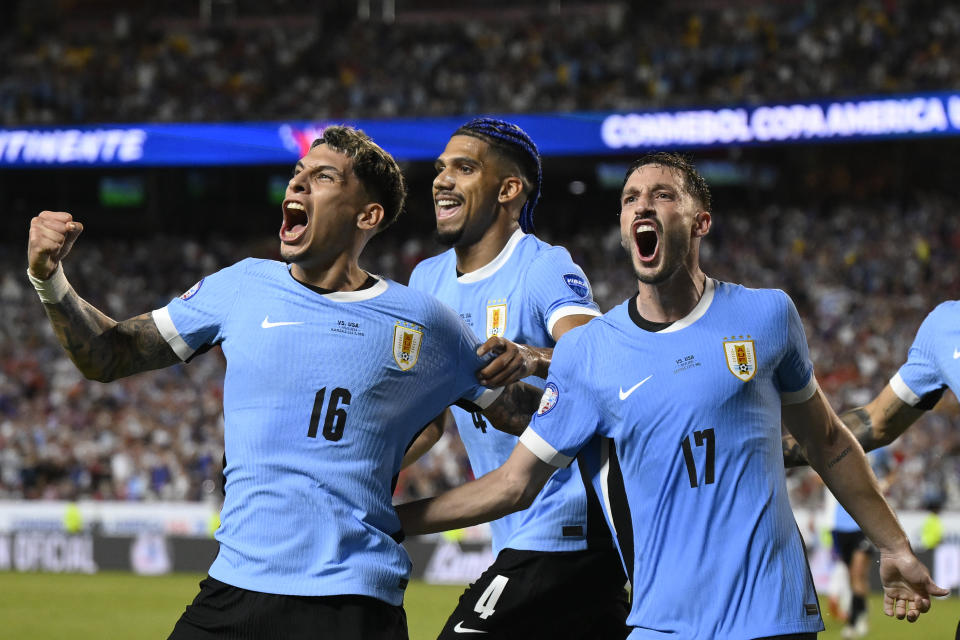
[633,219,660,264]
[435,192,463,220]
[280,200,308,243]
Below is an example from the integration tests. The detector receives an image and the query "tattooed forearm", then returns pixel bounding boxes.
[44,293,179,382]
[482,382,544,436]
[838,407,880,453]
[826,446,852,469]
[781,433,809,468]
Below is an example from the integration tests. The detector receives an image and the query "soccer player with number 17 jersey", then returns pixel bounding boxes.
[397,152,946,639]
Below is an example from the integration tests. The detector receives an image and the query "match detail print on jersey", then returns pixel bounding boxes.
[723,337,757,382]
[392,322,423,371]
[485,300,507,339]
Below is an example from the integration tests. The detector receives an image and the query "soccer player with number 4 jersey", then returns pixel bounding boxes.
[398,152,947,639]
[406,119,629,639]
[26,126,542,640]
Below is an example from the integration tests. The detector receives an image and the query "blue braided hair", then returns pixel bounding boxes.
[453,118,542,233]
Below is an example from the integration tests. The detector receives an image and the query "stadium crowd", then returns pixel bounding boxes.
[2,191,958,511]
[1,0,958,125]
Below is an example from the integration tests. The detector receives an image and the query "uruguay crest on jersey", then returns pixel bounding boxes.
[393,323,423,371]
[486,299,507,339]
[723,337,757,381]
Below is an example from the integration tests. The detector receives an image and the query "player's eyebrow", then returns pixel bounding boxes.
[292,162,346,180]
[436,155,482,170]
[310,165,346,179]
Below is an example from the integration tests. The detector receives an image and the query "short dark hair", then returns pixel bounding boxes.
[453,118,542,233]
[311,125,407,230]
[622,152,712,213]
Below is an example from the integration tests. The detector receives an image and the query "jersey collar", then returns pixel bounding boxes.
[456,228,525,283]
[655,277,716,334]
[287,267,389,302]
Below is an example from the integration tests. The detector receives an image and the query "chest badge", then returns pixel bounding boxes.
[486,299,507,339]
[393,323,423,371]
[723,337,756,382]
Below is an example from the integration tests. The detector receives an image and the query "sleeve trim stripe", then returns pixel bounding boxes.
[889,372,921,406]
[520,428,572,468]
[781,375,817,405]
[546,306,601,336]
[473,386,504,410]
[151,307,194,362]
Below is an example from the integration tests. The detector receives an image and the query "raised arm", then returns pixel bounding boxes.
[782,385,947,621]
[781,382,928,468]
[397,441,557,535]
[28,211,180,382]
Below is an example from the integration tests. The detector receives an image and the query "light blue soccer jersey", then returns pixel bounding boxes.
[152,258,497,605]
[890,300,960,407]
[520,279,824,639]
[409,229,602,553]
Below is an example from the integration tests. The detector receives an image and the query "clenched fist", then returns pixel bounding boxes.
[28,211,84,280]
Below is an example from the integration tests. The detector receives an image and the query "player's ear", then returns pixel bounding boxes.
[692,210,711,238]
[357,203,385,231]
[498,176,524,206]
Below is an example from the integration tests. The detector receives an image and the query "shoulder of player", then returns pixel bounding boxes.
[230,257,286,277]
[412,248,453,273]
[380,281,461,325]
[713,279,794,311]
[928,299,960,322]
[520,235,580,269]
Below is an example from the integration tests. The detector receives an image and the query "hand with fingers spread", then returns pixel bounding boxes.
[28,210,84,280]
[879,547,950,622]
[476,336,546,387]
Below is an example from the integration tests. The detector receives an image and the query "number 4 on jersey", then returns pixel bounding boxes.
[474,574,509,620]
[680,428,715,488]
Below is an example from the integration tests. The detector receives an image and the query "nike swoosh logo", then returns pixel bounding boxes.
[954,348,960,359]
[453,621,487,634]
[619,374,653,400]
[261,316,305,329]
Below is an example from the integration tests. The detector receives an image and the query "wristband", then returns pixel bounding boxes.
[27,265,71,304]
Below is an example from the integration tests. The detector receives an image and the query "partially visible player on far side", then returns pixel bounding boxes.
[784,300,959,465]
[405,118,628,639]
[397,152,947,639]
[26,126,542,640]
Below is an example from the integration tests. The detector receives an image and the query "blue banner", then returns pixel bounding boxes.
[1,91,959,168]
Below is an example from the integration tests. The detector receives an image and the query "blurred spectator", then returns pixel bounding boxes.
[1,1,958,125]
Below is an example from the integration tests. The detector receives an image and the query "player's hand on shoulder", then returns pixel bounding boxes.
[878,547,949,622]
[476,336,538,387]
[28,211,84,280]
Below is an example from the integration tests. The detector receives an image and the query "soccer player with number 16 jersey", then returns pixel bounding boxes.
[27,126,542,640]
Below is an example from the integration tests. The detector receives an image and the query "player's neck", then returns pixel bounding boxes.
[289,254,369,292]
[635,265,708,323]
[454,220,520,274]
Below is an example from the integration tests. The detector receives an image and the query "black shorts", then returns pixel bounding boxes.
[168,576,408,640]
[832,530,873,567]
[437,547,629,640]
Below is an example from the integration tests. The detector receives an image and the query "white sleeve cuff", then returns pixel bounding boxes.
[546,306,601,337]
[889,372,920,407]
[151,307,195,361]
[520,428,573,468]
[472,386,504,410]
[781,375,818,406]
